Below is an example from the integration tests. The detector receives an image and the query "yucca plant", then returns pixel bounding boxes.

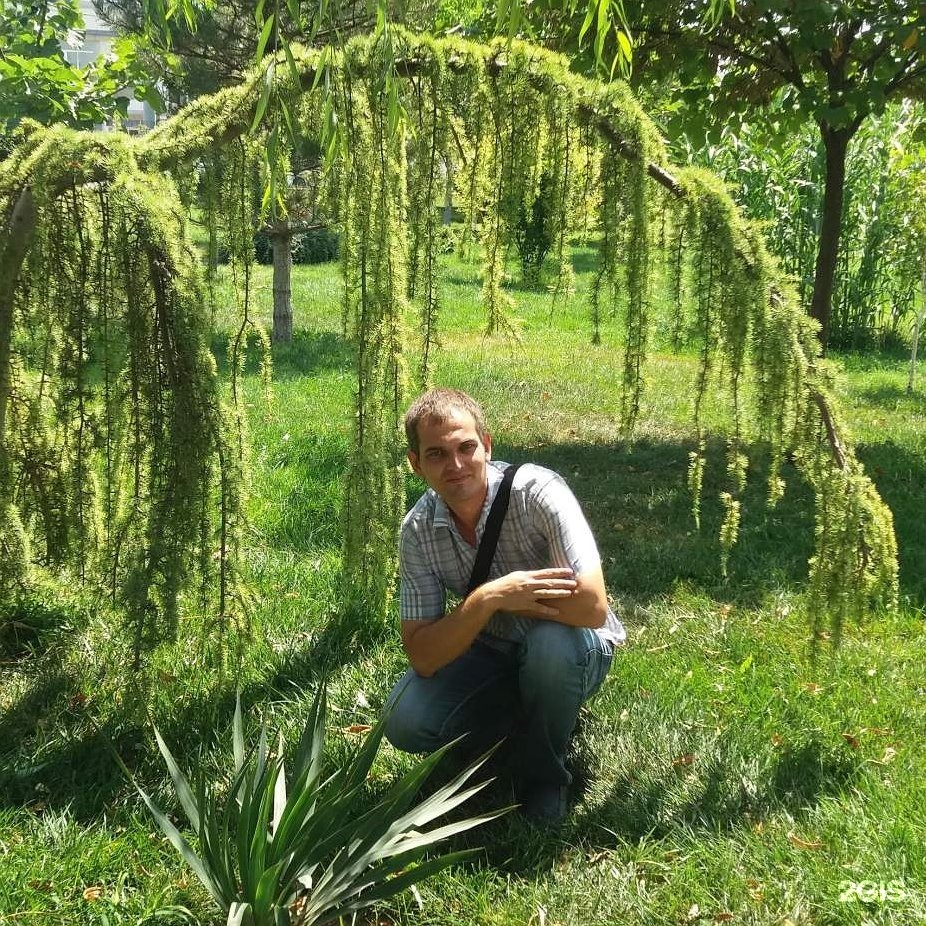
[135,688,504,925]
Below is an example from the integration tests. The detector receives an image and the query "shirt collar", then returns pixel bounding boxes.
[431,460,508,537]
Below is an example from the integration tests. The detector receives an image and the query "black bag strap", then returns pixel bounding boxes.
[467,463,522,594]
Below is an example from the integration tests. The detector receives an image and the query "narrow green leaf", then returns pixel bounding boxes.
[310,45,329,93]
[578,0,596,47]
[227,902,255,926]
[153,726,201,833]
[137,786,223,906]
[282,40,300,88]
[594,0,610,69]
[329,849,480,918]
[233,695,245,777]
[255,14,275,64]
[294,684,326,786]
[250,63,275,133]
[272,738,287,837]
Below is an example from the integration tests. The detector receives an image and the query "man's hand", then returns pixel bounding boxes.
[400,565,607,677]
[481,567,577,617]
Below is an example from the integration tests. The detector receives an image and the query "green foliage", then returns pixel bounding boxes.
[0,0,157,148]
[514,172,554,287]
[0,502,30,596]
[692,105,926,349]
[1,26,900,651]
[622,0,926,346]
[137,689,501,926]
[0,126,245,664]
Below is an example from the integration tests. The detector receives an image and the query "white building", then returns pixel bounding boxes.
[61,0,158,131]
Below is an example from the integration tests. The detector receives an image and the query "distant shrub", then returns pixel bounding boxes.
[219,227,340,265]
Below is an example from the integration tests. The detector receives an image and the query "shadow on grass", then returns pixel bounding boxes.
[3,426,915,829]
[587,735,858,845]
[857,382,925,409]
[502,436,816,609]
[857,439,926,607]
[414,723,862,878]
[0,594,78,661]
[210,328,352,379]
[0,605,389,820]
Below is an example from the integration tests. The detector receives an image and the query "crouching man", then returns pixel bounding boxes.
[384,388,625,824]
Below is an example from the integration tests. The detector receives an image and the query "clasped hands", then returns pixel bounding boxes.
[481,567,577,618]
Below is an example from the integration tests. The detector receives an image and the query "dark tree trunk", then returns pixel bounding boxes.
[0,187,37,488]
[810,125,852,350]
[443,160,453,225]
[271,230,293,343]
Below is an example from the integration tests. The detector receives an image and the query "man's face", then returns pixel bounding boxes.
[407,409,492,508]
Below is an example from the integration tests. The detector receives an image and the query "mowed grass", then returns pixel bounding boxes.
[1,248,924,925]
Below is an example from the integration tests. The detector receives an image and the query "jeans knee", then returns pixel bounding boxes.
[384,696,437,754]
[521,623,611,704]
[383,672,445,754]
[522,622,588,676]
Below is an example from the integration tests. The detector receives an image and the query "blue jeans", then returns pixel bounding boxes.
[384,622,613,787]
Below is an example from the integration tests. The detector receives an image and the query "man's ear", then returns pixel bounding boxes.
[484,432,493,460]
[407,449,422,476]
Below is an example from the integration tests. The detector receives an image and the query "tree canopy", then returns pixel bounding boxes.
[0,0,157,149]
[622,0,926,347]
[0,29,899,665]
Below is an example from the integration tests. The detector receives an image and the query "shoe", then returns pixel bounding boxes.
[520,782,570,825]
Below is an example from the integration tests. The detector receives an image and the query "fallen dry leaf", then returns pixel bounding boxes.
[588,850,609,865]
[341,724,373,735]
[672,753,696,768]
[876,746,898,765]
[801,682,823,694]
[787,832,823,850]
[770,734,784,747]
[83,886,103,901]
[841,732,860,749]
[746,879,764,902]
[687,903,701,920]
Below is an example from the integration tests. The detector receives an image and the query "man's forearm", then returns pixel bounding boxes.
[402,585,497,677]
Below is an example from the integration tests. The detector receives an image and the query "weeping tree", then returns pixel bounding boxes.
[0,30,899,664]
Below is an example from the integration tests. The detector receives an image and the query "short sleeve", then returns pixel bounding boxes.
[398,521,447,621]
[529,473,602,575]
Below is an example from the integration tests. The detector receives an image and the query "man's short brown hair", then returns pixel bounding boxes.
[404,388,489,454]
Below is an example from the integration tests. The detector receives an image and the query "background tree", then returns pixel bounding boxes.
[687,102,926,348]
[0,0,155,154]
[618,1,926,349]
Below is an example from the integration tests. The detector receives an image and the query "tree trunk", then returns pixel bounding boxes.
[271,230,293,343]
[909,246,926,395]
[810,125,852,349]
[0,187,37,489]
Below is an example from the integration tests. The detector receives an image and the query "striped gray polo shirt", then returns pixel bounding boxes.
[399,460,625,648]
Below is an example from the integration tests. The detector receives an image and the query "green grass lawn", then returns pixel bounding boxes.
[1,250,924,925]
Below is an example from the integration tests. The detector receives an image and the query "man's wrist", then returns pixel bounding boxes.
[465,581,498,621]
